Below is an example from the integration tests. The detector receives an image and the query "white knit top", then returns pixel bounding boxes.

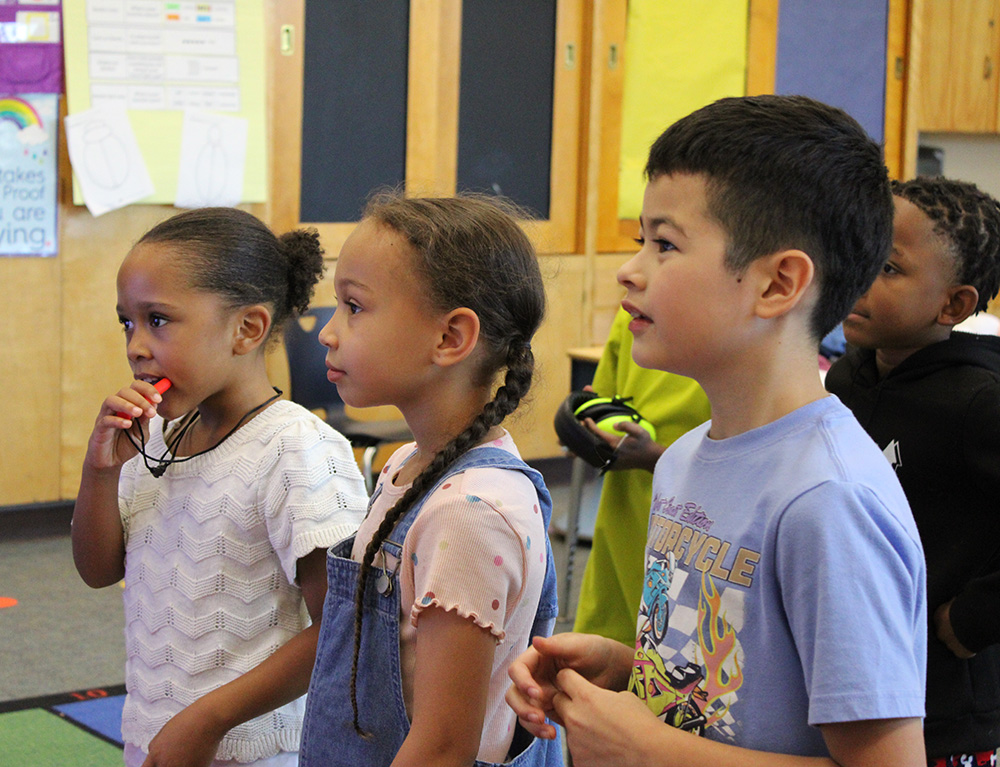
[118,400,368,763]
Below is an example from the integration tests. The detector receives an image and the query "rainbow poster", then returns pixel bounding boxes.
[0,93,57,256]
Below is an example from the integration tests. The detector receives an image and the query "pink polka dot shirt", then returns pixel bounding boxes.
[350,432,547,762]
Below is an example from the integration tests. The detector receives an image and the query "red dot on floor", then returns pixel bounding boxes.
[0,597,18,609]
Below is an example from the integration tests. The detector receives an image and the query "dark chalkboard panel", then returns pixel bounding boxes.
[457,0,556,219]
[300,1,409,223]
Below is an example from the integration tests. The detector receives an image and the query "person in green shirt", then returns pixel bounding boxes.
[572,307,711,645]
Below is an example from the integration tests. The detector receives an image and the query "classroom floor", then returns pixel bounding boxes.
[0,460,598,764]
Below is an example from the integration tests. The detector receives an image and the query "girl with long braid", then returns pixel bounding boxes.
[299,194,561,766]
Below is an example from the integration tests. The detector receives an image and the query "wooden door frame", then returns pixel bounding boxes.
[266,0,584,257]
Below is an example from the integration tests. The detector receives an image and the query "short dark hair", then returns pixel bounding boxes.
[891,176,1000,312]
[645,94,893,340]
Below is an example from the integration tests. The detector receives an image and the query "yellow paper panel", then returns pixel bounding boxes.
[618,0,749,219]
[63,2,268,205]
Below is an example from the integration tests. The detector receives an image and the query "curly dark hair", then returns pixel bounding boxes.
[891,176,1000,313]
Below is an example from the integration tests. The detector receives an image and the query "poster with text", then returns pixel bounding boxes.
[63,0,267,206]
[0,92,57,256]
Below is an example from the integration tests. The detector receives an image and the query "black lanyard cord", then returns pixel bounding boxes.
[124,388,282,478]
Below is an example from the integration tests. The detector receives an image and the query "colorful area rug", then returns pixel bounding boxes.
[0,685,125,766]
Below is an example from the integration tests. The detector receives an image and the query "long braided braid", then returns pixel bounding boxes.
[892,177,1000,312]
[346,194,544,736]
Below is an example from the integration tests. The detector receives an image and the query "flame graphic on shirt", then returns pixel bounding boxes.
[697,571,744,725]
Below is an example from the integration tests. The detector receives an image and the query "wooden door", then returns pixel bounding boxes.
[919,0,999,133]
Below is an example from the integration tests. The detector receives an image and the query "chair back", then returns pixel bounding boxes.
[283,306,346,418]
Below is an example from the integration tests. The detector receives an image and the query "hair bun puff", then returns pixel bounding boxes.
[279,228,325,316]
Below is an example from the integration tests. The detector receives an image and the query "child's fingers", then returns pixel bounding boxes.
[504,683,551,729]
[613,419,649,440]
[506,636,579,741]
[107,384,161,422]
[128,380,166,413]
[86,387,157,469]
[554,666,588,696]
[505,682,561,740]
[106,398,147,424]
[520,716,559,741]
[551,669,594,732]
[100,412,138,434]
[506,659,543,700]
[508,641,563,702]
[581,417,619,447]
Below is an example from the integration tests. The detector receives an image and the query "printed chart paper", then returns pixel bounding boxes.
[63,0,267,206]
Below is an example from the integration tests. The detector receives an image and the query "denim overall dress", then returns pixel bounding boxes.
[299,447,562,767]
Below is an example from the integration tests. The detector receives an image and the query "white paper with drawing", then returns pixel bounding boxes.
[175,110,247,208]
[63,0,267,205]
[64,104,154,216]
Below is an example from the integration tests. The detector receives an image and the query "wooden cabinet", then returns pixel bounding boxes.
[271,0,584,256]
[593,0,760,254]
[592,0,910,254]
[0,1,922,507]
[918,0,1000,132]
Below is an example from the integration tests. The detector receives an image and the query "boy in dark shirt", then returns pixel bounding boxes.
[826,176,1000,767]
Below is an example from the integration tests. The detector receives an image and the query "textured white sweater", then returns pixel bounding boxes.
[118,400,367,763]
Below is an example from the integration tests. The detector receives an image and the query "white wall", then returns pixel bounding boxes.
[919,132,1000,199]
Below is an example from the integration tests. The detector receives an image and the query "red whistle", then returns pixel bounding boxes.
[117,378,172,419]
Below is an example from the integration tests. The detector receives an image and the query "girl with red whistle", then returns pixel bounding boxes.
[72,207,369,767]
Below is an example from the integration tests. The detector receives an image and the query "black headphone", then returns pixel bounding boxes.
[553,390,655,470]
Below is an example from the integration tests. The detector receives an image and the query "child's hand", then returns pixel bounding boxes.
[552,668,662,767]
[573,386,663,473]
[582,417,664,473]
[140,705,225,767]
[505,633,633,739]
[85,381,165,470]
[934,600,976,659]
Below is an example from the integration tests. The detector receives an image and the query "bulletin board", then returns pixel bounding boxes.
[617,0,749,220]
[0,1,62,256]
[62,0,268,207]
[298,0,409,223]
[0,93,58,256]
[457,0,556,221]
[775,0,889,143]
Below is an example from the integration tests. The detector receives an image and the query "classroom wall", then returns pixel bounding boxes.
[920,133,1000,201]
[0,7,593,509]
[0,248,61,503]
[0,0,972,508]
[0,201,591,506]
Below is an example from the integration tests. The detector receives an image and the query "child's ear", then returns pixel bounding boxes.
[752,249,815,320]
[938,284,980,327]
[432,307,480,367]
[232,305,272,355]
